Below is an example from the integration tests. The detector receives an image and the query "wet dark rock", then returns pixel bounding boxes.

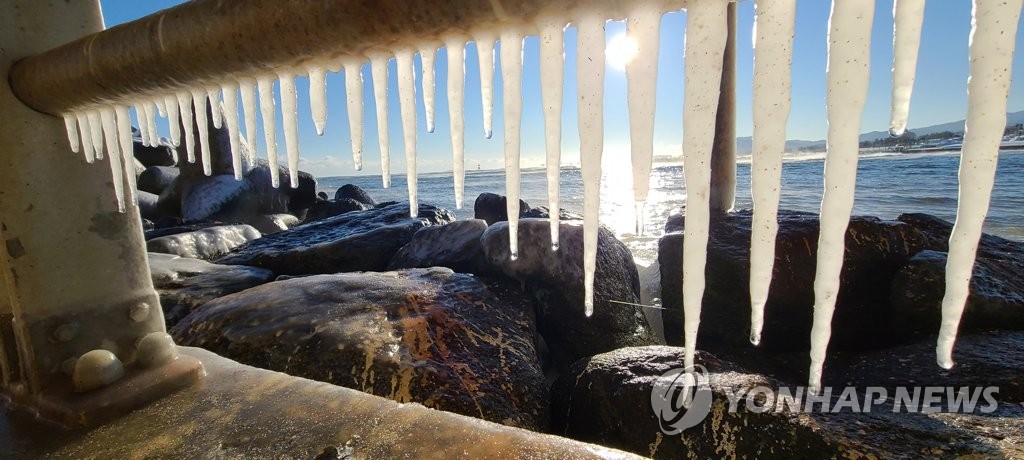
[481,219,656,371]
[171,268,549,430]
[659,210,929,350]
[474,192,530,225]
[388,219,490,274]
[133,137,176,167]
[244,213,300,235]
[552,345,1023,459]
[147,224,262,260]
[334,184,376,207]
[304,198,368,223]
[149,253,275,328]
[137,190,161,220]
[138,166,180,195]
[217,202,455,275]
[142,219,155,231]
[523,205,584,221]
[897,212,1024,258]
[144,222,221,240]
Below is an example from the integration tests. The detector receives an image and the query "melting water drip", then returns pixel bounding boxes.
[445,37,466,209]
[395,48,419,218]
[501,30,525,260]
[257,76,281,188]
[473,31,496,139]
[889,0,925,136]
[343,60,364,171]
[221,82,243,180]
[308,65,328,136]
[176,91,197,164]
[369,52,392,188]
[625,4,662,236]
[537,16,565,250]
[576,12,606,318]
[749,0,796,346]
[280,72,301,188]
[420,44,437,134]
[239,78,259,158]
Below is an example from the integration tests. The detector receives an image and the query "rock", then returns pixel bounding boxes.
[481,219,656,371]
[171,268,549,430]
[138,166,180,195]
[133,137,176,167]
[147,224,262,260]
[180,174,257,223]
[244,163,318,218]
[136,190,161,220]
[144,222,221,240]
[890,250,1024,338]
[304,198,368,223]
[897,212,1024,258]
[523,205,584,221]
[334,184,376,206]
[217,202,455,275]
[142,219,155,231]
[659,210,929,350]
[244,213,300,235]
[474,192,530,225]
[388,219,489,273]
[148,252,275,328]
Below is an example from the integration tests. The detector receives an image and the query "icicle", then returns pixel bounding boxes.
[279,72,301,188]
[115,105,138,201]
[889,0,926,136]
[445,38,467,209]
[87,110,105,161]
[749,0,796,346]
[576,13,606,318]
[76,112,96,163]
[937,0,1022,370]
[308,65,328,136]
[164,94,181,151]
[142,101,159,148]
[191,89,213,176]
[176,91,196,164]
[343,60,365,171]
[625,5,662,236]
[474,31,496,139]
[395,48,420,217]
[538,17,566,249]
[99,108,126,212]
[420,44,437,133]
[155,98,167,118]
[136,104,151,147]
[369,52,392,188]
[207,87,223,129]
[222,81,243,180]
[63,114,81,153]
[239,78,259,157]
[808,0,875,395]
[681,0,729,373]
[501,30,525,260]
[257,76,281,188]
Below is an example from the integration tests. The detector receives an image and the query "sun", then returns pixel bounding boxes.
[606,33,639,69]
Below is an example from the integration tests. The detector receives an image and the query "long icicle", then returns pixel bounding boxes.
[421,44,437,133]
[115,105,138,201]
[176,91,196,163]
[191,89,213,176]
[576,12,605,318]
[257,75,281,188]
[343,59,365,171]
[749,0,796,346]
[207,87,223,129]
[889,0,926,136]
[87,110,105,160]
[77,112,95,163]
[538,17,565,250]
[279,72,301,188]
[63,114,80,153]
[681,0,729,373]
[474,30,496,139]
[222,81,244,179]
[239,78,259,158]
[937,0,1022,369]
[626,5,662,236]
[164,94,181,150]
[395,48,419,217]
[808,0,875,395]
[308,65,328,136]
[136,104,151,147]
[99,107,126,212]
[369,51,392,188]
[445,38,467,209]
[141,101,159,148]
[502,30,525,260]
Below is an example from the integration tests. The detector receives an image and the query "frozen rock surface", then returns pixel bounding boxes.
[147,224,262,260]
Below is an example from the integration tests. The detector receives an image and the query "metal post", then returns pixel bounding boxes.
[709,1,737,212]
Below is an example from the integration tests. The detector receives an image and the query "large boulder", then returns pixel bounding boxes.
[334,184,376,206]
[659,210,929,350]
[481,219,656,371]
[148,253,275,328]
[171,268,549,430]
[552,345,1023,459]
[217,202,455,275]
[243,213,300,235]
[138,166,180,195]
[474,192,530,225]
[147,224,262,260]
[133,136,177,167]
[388,219,490,274]
[304,198,368,223]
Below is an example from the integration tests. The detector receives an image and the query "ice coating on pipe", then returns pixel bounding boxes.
[474,31,496,139]
[308,65,328,136]
[221,81,243,180]
[176,91,197,164]
[99,107,126,212]
[191,89,213,176]
[445,38,467,209]
[501,30,525,260]
[87,110,105,161]
[343,60,365,171]
[115,105,138,200]
[808,0,875,395]
[420,44,437,133]
[625,5,662,235]
[889,0,926,136]
[576,12,605,318]
[257,76,281,188]
[749,0,796,346]
[369,52,392,188]
[164,94,181,150]
[395,48,419,217]
[279,72,301,188]
[207,87,223,129]
[63,114,80,153]
[681,0,729,372]
[239,78,259,157]
[937,0,1022,370]
[537,16,565,250]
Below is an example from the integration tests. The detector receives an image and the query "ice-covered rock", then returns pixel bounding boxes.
[148,252,275,327]
[147,224,261,260]
[138,165,180,195]
[388,219,489,273]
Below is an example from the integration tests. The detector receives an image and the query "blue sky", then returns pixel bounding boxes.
[100,1,1024,177]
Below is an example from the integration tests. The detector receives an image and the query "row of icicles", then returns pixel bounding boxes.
[58,0,1022,394]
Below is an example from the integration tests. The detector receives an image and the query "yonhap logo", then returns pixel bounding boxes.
[650,365,713,434]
